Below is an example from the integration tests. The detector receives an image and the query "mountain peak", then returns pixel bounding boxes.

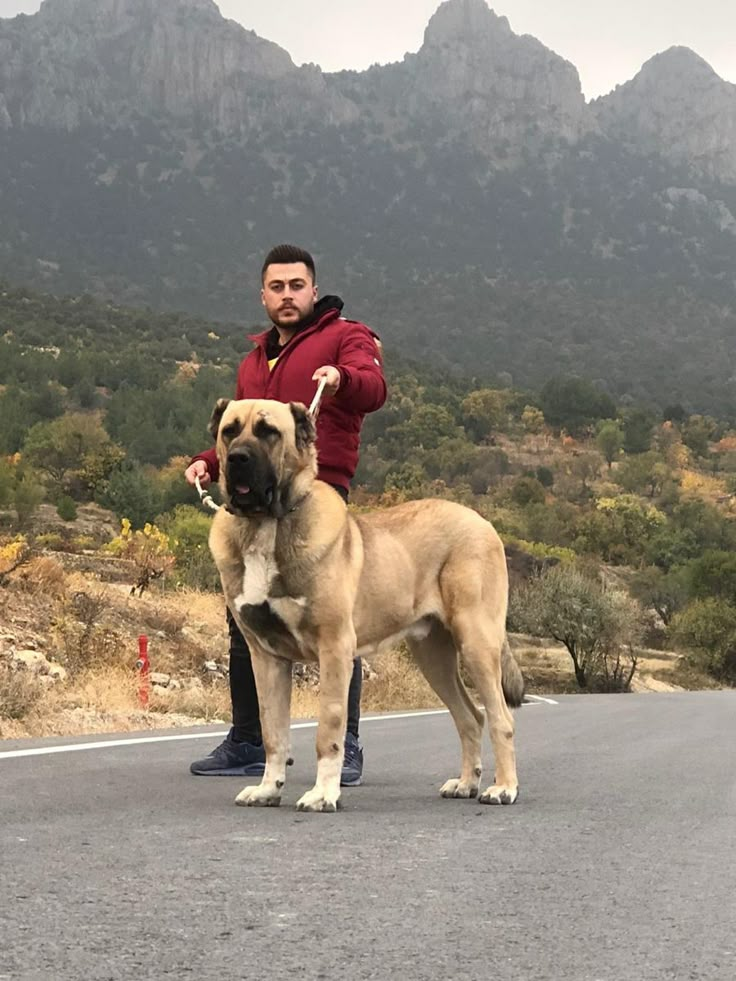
[38,0,220,16]
[424,0,511,47]
[593,46,736,182]
[635,46,721,86]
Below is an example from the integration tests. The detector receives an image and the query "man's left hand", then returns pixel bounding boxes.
[312,365,342,397]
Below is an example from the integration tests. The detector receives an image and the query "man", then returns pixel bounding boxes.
[186,244,387,786]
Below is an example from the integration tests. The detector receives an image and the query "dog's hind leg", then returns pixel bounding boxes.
[407,622,485,799]
[235,649,292,808]
[447,610,519,805]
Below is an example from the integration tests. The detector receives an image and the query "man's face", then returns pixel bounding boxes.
[261,262,317,327]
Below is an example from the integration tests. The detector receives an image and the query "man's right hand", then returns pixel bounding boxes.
[185,460,211,488]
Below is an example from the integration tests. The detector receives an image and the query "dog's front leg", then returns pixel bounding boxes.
[296,641,353,813]
[235,649,292,808]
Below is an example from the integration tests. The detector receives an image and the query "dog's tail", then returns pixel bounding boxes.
[502,636,525,708]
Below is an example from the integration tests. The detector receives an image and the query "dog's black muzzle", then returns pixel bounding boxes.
[225,443,279,515]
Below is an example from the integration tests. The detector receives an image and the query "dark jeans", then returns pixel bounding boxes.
[227,482,362,743]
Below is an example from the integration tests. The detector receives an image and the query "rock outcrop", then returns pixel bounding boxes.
[0,0,356,132]
[4,0,734,181]
[593,47,736,183]
[411,0,591,152]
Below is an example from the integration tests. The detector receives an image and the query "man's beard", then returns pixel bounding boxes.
[273,304,315,330]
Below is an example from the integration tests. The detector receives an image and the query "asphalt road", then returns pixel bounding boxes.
[1,692,735,981]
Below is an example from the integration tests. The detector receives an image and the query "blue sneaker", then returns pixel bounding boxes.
[341,731,363,787]
[190,729,266,776]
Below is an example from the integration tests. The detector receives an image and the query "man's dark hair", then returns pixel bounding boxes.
[261,244,316,282]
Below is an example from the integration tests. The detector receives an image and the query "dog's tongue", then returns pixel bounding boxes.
[236,484,251,495]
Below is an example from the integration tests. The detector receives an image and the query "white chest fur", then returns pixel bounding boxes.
[234,521,278,608]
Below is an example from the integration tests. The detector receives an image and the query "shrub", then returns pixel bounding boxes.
[17,556,67,598]
[0,661,46,720]
[505,539,576,565]
[0,534,30,584]
[53,590,121,676]
[56,495,78,522]
[105,519,176,595]
[511,476,546,507]
[671,599,736,684]
[158,505,220,591]
[509,565,645,691]
[33,533,66,551]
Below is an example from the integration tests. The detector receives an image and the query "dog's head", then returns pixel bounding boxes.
[208,398,317,517]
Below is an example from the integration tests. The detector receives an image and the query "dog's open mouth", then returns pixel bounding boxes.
[228,482,275,512]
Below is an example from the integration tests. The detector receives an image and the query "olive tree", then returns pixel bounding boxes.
[510,565,646,691]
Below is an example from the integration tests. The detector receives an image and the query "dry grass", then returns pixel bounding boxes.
[510,634,691,694]
[15,555,68,597]
[149,679,231,722]
[652,659,721,692]
[1,549,703,744]
[0,662,48,721]
[361,647,443,712]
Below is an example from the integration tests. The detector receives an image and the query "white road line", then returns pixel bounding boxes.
[524,694,559,706]
[0,709,452,761]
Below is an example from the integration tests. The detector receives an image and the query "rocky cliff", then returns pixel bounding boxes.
[334,0,592,161]
[1,0,736,410]
[593,47,736,184]
[3,0,734,181]
[0,0,356,132]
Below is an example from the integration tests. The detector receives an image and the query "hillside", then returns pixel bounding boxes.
[1,0,736,410]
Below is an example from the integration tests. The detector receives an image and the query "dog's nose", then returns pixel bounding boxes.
[227,447,251,464]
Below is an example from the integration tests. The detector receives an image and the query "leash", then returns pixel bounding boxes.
[308,376,328,418]
[195,378,328,514]
[195,474,222,513]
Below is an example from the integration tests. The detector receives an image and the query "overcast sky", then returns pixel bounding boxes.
[1,0,735,99]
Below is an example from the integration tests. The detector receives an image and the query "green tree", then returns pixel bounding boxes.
[681,415,716,459]
[461,389,513,441]
[511,476,546,507]
[384,462,426,498]
[538,377,616,435]
[159,505,219,591]
[629,565,690,626]
[622,408,656,455]
[671,500,736,552]
[0,459,15,508]
[467,448,510,494]
[22,412,120,496]
[672,599,736,683]
[521,405,545,435]
[595,420,624,469]
[509,565,645,691]
[13,471,45,528]
[615,451,670,498]
[575,495,667,564]
[383,405,458,456]
[98,463,163,528]
[56,495,78,522]
[686,550,736,603]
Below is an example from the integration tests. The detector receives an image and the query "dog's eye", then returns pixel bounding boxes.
[221,424,240,440]
[254,421,281,441]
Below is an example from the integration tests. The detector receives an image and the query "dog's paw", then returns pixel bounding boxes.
[439,777,479,799]
[235,784,282,808]
[479,783,519,805]
[295,786,341,813]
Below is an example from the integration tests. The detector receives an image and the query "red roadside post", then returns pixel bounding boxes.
[136,634,150,708]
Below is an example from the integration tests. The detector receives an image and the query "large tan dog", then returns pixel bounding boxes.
[208,397,523,813]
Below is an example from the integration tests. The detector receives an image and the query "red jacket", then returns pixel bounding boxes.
[192,298,387,490]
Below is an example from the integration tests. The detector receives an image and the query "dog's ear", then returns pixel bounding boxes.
[290,402,316,451]
[208,399,231,441]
